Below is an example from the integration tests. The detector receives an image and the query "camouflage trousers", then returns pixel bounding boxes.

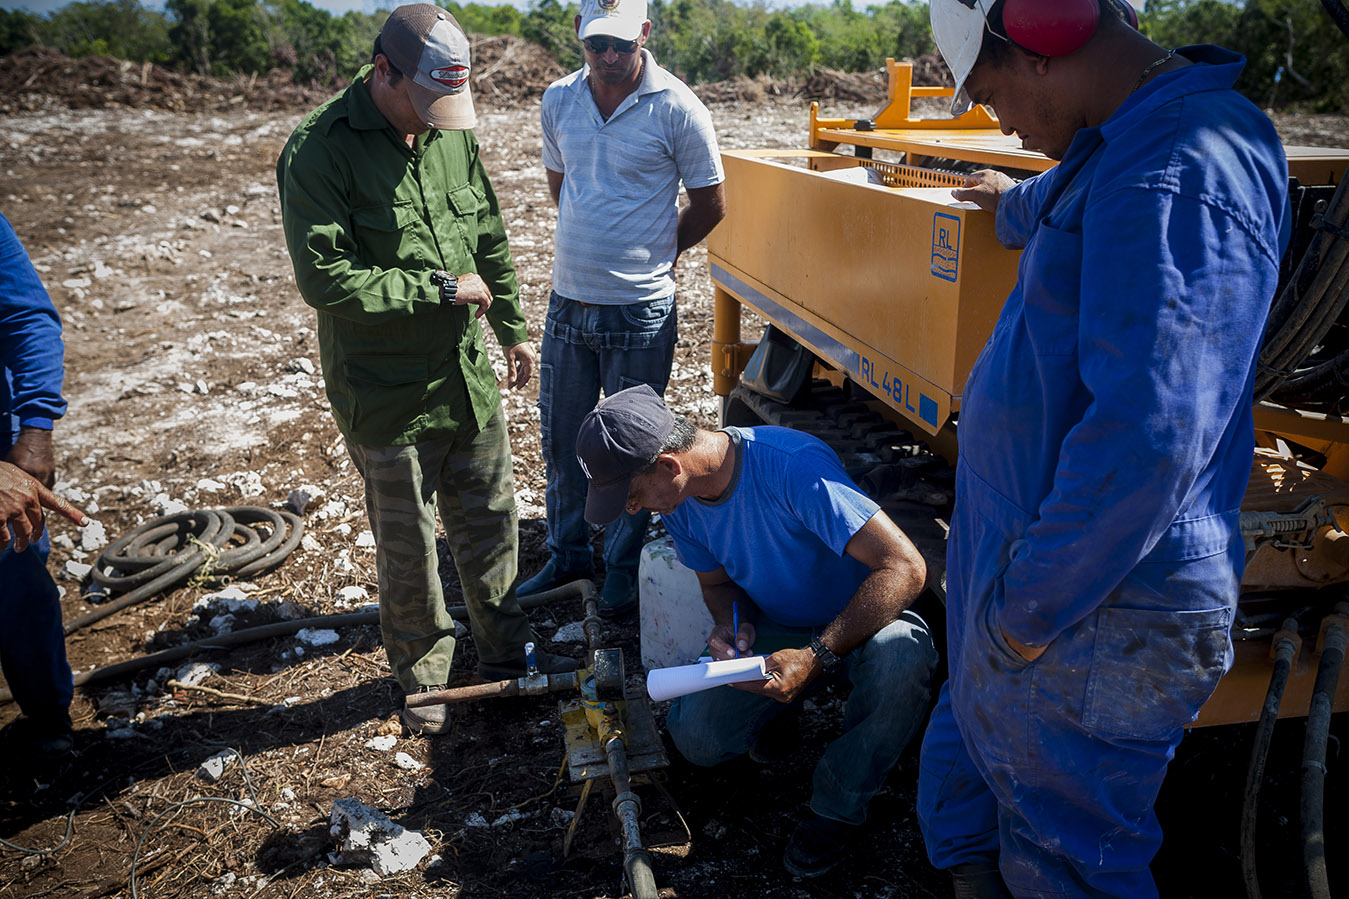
[346,405,533,692]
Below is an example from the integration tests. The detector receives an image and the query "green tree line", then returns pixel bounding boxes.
[1,0,1345,111]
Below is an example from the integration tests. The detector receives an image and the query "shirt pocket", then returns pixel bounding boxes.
[344,354,429,441]
[445,184,485,258]
[350,201,424,268]
[599,132,673,201]
[1019,221,1082,357]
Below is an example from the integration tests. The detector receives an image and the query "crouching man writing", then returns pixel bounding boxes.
[575,385,938,877]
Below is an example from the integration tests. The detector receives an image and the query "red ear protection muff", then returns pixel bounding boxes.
[1001,0,1101,57]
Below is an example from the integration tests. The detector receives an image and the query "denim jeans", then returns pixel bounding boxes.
[0,529,72,721]
[538,291,677,574]
[666,610,938,825]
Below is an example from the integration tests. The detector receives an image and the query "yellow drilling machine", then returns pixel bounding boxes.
[706,54,1349,896]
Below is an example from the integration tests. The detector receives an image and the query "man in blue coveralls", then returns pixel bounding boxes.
[917,1,1289,897]
[1,212,88,759]
[575,385,938,877]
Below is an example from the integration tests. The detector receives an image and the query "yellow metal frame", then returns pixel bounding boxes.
[708,148,1018,440]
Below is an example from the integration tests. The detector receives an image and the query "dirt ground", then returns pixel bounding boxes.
[2,49,1348,899]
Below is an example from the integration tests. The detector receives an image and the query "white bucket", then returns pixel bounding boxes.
[638,536,714,671]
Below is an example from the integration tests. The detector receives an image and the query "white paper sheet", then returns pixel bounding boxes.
[646,656,770,702]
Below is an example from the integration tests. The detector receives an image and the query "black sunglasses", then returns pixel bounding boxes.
[582,36,640,56]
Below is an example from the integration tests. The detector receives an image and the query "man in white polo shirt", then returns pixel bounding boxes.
[520,0,726,615]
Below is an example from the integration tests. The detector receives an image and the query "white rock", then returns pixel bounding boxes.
[285,483,323,514]
[491,809,528,827]
[464,811,489,828]
[79,519,108,552]
[208,613,235,635]
[152,493,189,516]
[393,752,423,771]
[364,735,397,751]
[355,529,375,548]
[52,533,75,550]
[175,662,220,687]
[63,560,92,580]
[329,798,431,876]
[197,750,236,782]
[552,621,587,643]
[194,585,258,613]
[296,628,339,647]
[300,533,322,552]
[336,585,369,607]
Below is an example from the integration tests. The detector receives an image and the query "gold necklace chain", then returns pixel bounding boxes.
[1133,49,1176,92]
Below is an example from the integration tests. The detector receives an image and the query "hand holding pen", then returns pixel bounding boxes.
[710,603,754,660]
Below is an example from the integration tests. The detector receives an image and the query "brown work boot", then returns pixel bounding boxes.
[402,685,451,736]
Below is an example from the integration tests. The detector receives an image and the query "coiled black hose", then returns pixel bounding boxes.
[63,506,303,636]
[1242,620,1301,899]
[1256,176,1349,405]
[1302,613,1347,899]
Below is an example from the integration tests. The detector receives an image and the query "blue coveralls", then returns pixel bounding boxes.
[916,47,1289,897]
[0,212,72,726]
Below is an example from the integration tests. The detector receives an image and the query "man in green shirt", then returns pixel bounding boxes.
[277,3,577,736]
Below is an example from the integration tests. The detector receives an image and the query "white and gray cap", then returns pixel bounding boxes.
[379,3,476,130]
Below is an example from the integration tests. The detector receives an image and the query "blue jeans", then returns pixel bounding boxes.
[0,530,72,721]
[666,611,937,825]
[538,291,677,574]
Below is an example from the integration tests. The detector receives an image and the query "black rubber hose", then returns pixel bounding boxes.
[63,506,303,635]
[1257,176,1349,403]
[0,584,586,703]
[1302,615,1347,899]
[1242,621,1300,899]
[1322,0,1349,40]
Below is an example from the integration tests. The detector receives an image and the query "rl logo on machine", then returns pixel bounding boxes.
[931,212,960,282]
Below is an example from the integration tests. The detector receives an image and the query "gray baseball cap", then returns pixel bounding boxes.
[576,385,674,524]
[379,4,476,130]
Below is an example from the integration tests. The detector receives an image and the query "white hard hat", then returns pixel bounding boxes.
[930,0,997,116]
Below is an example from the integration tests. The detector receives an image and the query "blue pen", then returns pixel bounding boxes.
[731,601,739,659]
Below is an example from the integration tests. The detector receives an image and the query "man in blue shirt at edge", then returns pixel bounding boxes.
[575,385,939,878]
[1,211,90,759]
[918,1,1290,897]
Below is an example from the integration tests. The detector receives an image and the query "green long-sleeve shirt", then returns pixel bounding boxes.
[276,66,527,445]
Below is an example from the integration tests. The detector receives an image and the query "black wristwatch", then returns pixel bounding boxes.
[809,635,843,673]
[431,269,458,302]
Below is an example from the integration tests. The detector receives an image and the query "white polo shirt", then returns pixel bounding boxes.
[541,49,724,304]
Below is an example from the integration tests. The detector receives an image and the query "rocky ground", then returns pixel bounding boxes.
[1,47,1347,899]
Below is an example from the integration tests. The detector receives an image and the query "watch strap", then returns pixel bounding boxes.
[809,635,843,673]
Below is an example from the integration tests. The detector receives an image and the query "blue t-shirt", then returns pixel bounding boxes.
[661,427,879,627]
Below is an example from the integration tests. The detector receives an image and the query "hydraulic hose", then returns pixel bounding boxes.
[1257,175,1349,404]
[64,507,304,635]
[0,583,576,704]
[1322,0,1349,40]
[1302,610,1348,899]
[1242,620,1301,899]
[604,730,659,899]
